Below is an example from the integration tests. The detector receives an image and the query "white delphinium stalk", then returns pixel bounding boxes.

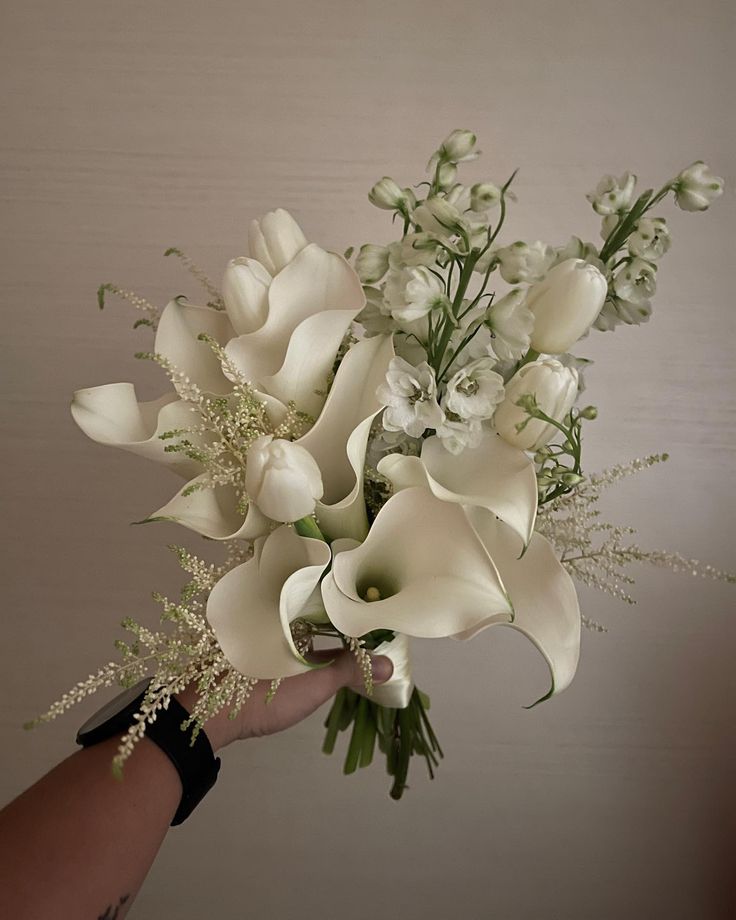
[377,357,444,438]
[673,162,724,212]
[586,172,637,215]
[494,241,555,284]
[627,217,671,261]
[613,257,657,305]
[484,290,535,361]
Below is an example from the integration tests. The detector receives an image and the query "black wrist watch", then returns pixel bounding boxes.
[76,678,221,826]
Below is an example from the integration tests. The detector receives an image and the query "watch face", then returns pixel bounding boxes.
[77,678,151,737]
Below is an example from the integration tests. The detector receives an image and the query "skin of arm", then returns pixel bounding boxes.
[0,650,392,919]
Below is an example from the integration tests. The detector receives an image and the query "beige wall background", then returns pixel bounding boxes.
[2,1,734,917]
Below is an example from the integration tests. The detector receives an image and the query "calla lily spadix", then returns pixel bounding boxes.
[206,525,331,679]
[377,428,538,550]
[321,486,513,639]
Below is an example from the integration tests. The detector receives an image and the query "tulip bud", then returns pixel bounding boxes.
[245,435,323,523]
[248,209,308,277]
[355,244,391,284]
[493,359,579,451]
[438,129,478,163]
[470,183,501,212]
[674,161,724,212]
[526,258,608,354]
[369,177,412,212]
[221,258,271,335]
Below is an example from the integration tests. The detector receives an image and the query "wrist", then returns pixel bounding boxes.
[174,685,239,752]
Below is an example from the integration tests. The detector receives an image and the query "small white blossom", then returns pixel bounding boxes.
[377,357,444,438]
[390,233,441,269]
[356,287,396,336]
[594,297,652,331]
[485,290,534,361]
[355,244,390,284]
[495,241,555,284]
[369,177,415,212]
[586,172,637,216]
[412,197,470,239]
[552,236,604,271]
[428,129,479,171]
[628,217,671,261]
[437,162,458,189]
[436,416,483,455]
[470,183,502,212]
[613,258,656,305]
[674,162,724,212]
[384,266,449,323]
[444,357,505,422]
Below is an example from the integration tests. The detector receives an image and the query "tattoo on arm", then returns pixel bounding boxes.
[98,893,130,919]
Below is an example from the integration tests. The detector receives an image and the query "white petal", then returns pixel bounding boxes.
[248,209,308,276]
[148,476,272,541]
[71,383,202,478]
[155,299,235,395]
[221,258,272,335]
[466,508,581,703]
[322,487,512,638]
[361,633,414,709]
[225,244,364,388]
[378,429,538,549]
[298,335,394,540]
[207,525,331,678]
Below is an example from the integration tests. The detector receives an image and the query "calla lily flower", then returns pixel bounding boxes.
[377,428,538,549]
[321,486,513,639]
[225,243,365,418]
[465,508,581,703]
[206,525,331,679]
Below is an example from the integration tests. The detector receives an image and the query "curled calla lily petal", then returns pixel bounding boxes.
[298,335,394,541]
[207,525,331,678]
[224,244,364,406]
[465,508,581,703]
[377,428,537,549]
[362,633,414,709]
[221,257,272,335]
[71,383,203,478]
[322,487,512,639]
[154,299,235,395]
[148,476,272,541]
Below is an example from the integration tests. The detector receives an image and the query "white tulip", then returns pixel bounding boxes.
[495,241,555,284]
[221,257,271,335]
[248,209,308,276]
[674,162,724,212]
[245,435,323,523]
[526,258,608,354]
[355,244,390,284]
[586,172,637,216]
[628,217,671,261]
[494,359,578,452]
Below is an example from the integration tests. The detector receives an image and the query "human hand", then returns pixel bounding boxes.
[177,650,393,752]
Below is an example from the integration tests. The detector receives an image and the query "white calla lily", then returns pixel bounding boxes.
[298,334,394,541]
[207,525,331,678]
[322,486,512,639]
[378,428,538,549]
[154,298,235,395]
[248,208,308,276]
[466,508,581,703]
[70,383,202,478]
[225,244,365,417]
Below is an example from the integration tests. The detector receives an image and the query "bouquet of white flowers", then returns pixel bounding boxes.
[31,130,732,799]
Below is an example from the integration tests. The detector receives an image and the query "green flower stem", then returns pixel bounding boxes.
[322,686,443,800]
[516,347,540,370]
[432,251,479,377]
[293,516,327,541]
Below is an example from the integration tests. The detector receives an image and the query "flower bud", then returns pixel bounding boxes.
[221,257,271,335]
[470,183,502,212]
[355,244,391,284]
[579,405,598,420]
[526,258,608,354]
[674,162,724,212]
[493,359,579,451]
[248,209,308,276]
[245,435,323,523]
[412,197,469,238]
[369,177,411,211]
[438,129,478,163]
[437,162,458,189]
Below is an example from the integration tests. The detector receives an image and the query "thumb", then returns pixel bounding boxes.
[312,648,394,691]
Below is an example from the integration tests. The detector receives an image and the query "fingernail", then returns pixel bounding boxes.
[371,655,393,684]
